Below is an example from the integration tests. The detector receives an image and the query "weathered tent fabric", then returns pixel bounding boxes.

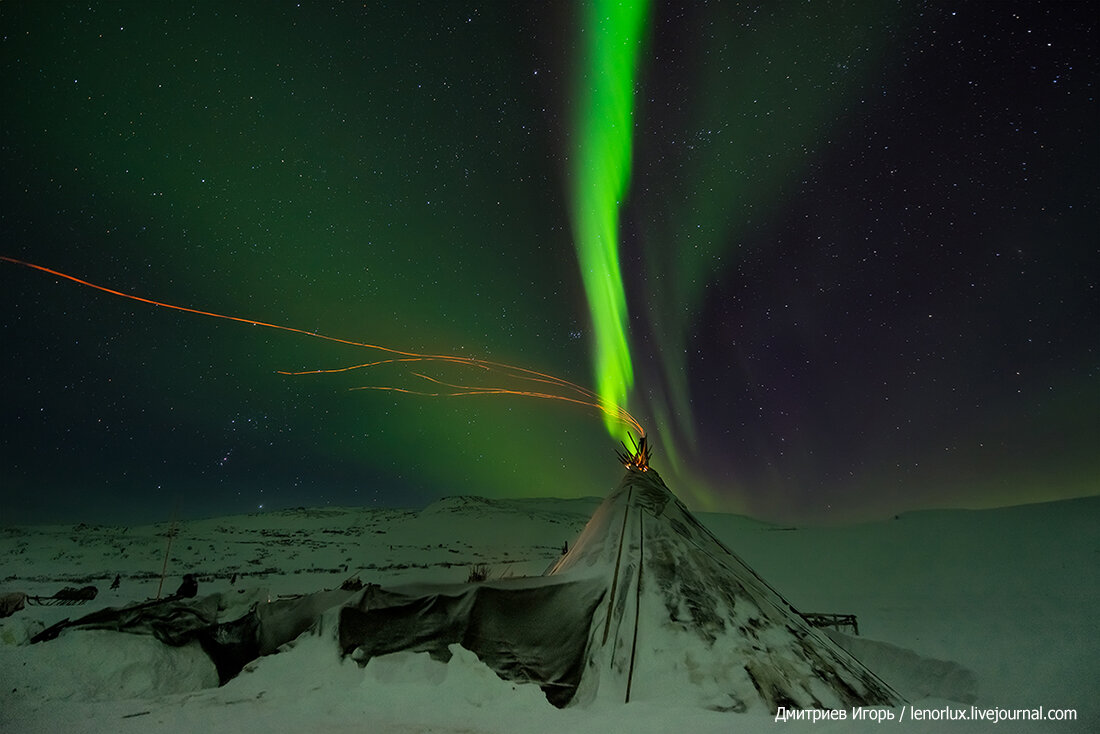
[31,588,354,683]
[31,593,226,646]
[26,466,903,712]
[338,466,901,712]
[339,577,606,706]
[547,467,903,712]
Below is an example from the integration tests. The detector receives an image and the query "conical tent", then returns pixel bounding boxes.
[546,464,902,712]
[33,450,902,713]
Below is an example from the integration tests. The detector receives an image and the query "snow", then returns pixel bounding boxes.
[1,493,1097,733]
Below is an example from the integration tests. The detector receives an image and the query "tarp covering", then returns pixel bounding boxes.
[340,578,606,706]
[31,588,354,684]
[23,468,902,712]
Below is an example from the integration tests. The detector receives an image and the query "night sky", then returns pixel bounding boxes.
[2,2,1096,526]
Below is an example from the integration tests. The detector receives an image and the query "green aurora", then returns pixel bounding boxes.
[1,2,1096,525]
[567,0,649,442]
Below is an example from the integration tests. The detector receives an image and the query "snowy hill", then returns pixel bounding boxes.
[1,494,1096,733]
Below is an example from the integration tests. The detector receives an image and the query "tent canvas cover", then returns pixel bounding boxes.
[32,464,902,713]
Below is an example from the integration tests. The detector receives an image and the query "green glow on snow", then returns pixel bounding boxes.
[568,0,649,440]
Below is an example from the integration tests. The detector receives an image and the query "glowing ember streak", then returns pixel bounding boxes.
[1,256,644,437]
[348,371,642,435]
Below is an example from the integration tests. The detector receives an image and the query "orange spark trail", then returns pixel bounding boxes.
[1,256,421,355]
[359,371,643,434]
[1,255,645,437]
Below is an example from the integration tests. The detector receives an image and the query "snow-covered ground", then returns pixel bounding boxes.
[2,492,1096,733]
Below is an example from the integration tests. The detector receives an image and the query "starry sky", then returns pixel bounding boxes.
[2,1,1096,526]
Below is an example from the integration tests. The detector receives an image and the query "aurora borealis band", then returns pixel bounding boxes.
[567,0,648,441]
[1,2,1097,526]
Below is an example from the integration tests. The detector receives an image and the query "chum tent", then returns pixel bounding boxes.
[31,451,902,712]
[341,462,902,711]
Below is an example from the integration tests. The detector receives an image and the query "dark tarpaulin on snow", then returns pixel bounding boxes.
[339,577,606,707]
[30,588,354,684]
